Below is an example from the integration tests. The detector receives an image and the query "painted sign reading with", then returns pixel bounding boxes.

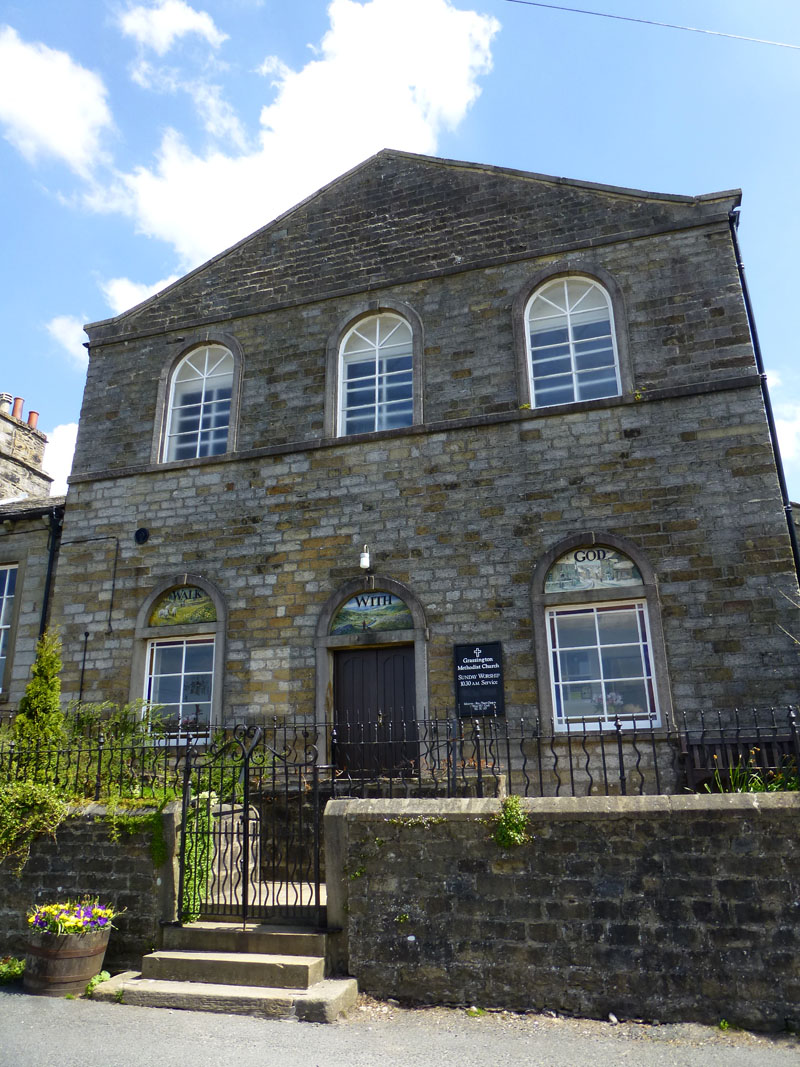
[149,586,217,627]
[544,547,643,593]
[330,592,413,635]
[454,642,504,717]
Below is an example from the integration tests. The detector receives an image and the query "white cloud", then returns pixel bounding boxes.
[119,0,228,55]
[90,0,499,268]
[0,26,113,176]
[45,315,89,370]
[101,274,180,315]
[42,422,78,496]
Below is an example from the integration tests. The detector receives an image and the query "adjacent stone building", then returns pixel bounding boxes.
[0,395,63,712]
[6,150,799,736]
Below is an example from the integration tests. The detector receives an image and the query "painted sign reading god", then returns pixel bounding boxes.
[544,547,643,593]
[454,642,504,717]
[330,592,413,635]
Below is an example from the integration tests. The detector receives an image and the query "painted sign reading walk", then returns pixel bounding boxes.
[454,642,504,717]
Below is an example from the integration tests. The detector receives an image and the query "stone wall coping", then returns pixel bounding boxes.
[326,792,800,823]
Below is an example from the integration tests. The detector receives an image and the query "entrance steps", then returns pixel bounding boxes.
[93,921,357,1023]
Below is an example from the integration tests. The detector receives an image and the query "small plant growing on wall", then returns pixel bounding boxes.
[13,629,65,743]
[493,795,530,848]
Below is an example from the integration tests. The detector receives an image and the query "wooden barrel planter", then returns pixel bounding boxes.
[23,929,111,997]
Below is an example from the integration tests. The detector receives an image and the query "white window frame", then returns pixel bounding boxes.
[144,635,215,742]
[525,277,621,409]
[546,599,661,733]
[162,345,234,462]
[337,313,414,436]
[0,564,17,693]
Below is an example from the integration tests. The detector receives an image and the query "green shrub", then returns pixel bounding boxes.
[0,780,68,873]
[493,795,530,848]
[13,630,64,743]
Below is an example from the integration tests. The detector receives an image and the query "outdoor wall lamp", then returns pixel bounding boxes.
[359,544,370,570]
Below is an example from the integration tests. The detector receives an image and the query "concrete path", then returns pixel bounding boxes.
[2,988,798,1067]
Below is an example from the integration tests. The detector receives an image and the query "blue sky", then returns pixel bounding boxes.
[1,0,799,498]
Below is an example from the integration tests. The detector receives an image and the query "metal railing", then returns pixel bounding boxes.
[1,706,797,801]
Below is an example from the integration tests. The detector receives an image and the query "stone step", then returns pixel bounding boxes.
[92,971,358,1023]
[141,950,325,989]
[162,921,328,958]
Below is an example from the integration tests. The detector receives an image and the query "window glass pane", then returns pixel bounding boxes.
[533,378,575,406]
[183,674,212,702]
[554,611,596,648]
[578,373,618,401]
[597,608,641,644]
[345,359,375,381]
[154,644,183,674]
[531,356,572,377]
[613,680,650,718]
[559,648,600,682]
[560,683,603,721]
[384,355,412,374]
[151,675,182,704]
[345,414,375,435]
[575,347,615,372]
[380,405,413,430]
[572,317,611,341]
[530,323,569,348]
[184,643,214,672]
[566,279,606,311]
[601,646,644,679]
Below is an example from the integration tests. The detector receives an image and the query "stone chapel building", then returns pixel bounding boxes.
[1,150,798,737]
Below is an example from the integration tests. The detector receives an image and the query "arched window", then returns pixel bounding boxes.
[338,313,413,435]
[163,345,234,461]
[531,536,672,732]
[131,576,226,740]
[526,277,620,408]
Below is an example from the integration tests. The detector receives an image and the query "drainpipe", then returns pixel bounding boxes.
[728,209,800,583]
[39,507,63,637]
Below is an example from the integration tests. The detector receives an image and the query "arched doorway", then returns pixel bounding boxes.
[316,579,428,772]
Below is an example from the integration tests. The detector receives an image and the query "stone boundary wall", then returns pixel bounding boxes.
[0,804,180,970]
[324,794,800,1031]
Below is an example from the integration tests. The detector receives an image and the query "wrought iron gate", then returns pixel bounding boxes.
[177,724,324,926]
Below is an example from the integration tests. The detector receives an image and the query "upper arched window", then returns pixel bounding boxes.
[526,277,620,408]
[338,313,413,435]
[163,345,234,461]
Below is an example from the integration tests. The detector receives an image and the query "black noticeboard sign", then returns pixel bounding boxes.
[454,642,504,717]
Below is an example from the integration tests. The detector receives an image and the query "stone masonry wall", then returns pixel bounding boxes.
[52,381,798,722]
[0,511,57,711]
[324,795,800,1031]
[0,804,179,969]
[0,410,51,499]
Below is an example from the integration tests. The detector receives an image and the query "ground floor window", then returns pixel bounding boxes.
[0,564,17,692]
[547,600,660,731]
[144,636,214,736]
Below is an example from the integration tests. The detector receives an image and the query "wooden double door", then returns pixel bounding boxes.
[333,646,417,773]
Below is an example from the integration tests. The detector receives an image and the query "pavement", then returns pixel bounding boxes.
[1,988,799,1067]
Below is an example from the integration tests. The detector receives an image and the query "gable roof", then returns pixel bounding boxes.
[85,149,741,344]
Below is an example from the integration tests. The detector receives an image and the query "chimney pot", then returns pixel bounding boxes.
[12,397,23,420]
[27,410,39,430]
[0,393,11,415]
